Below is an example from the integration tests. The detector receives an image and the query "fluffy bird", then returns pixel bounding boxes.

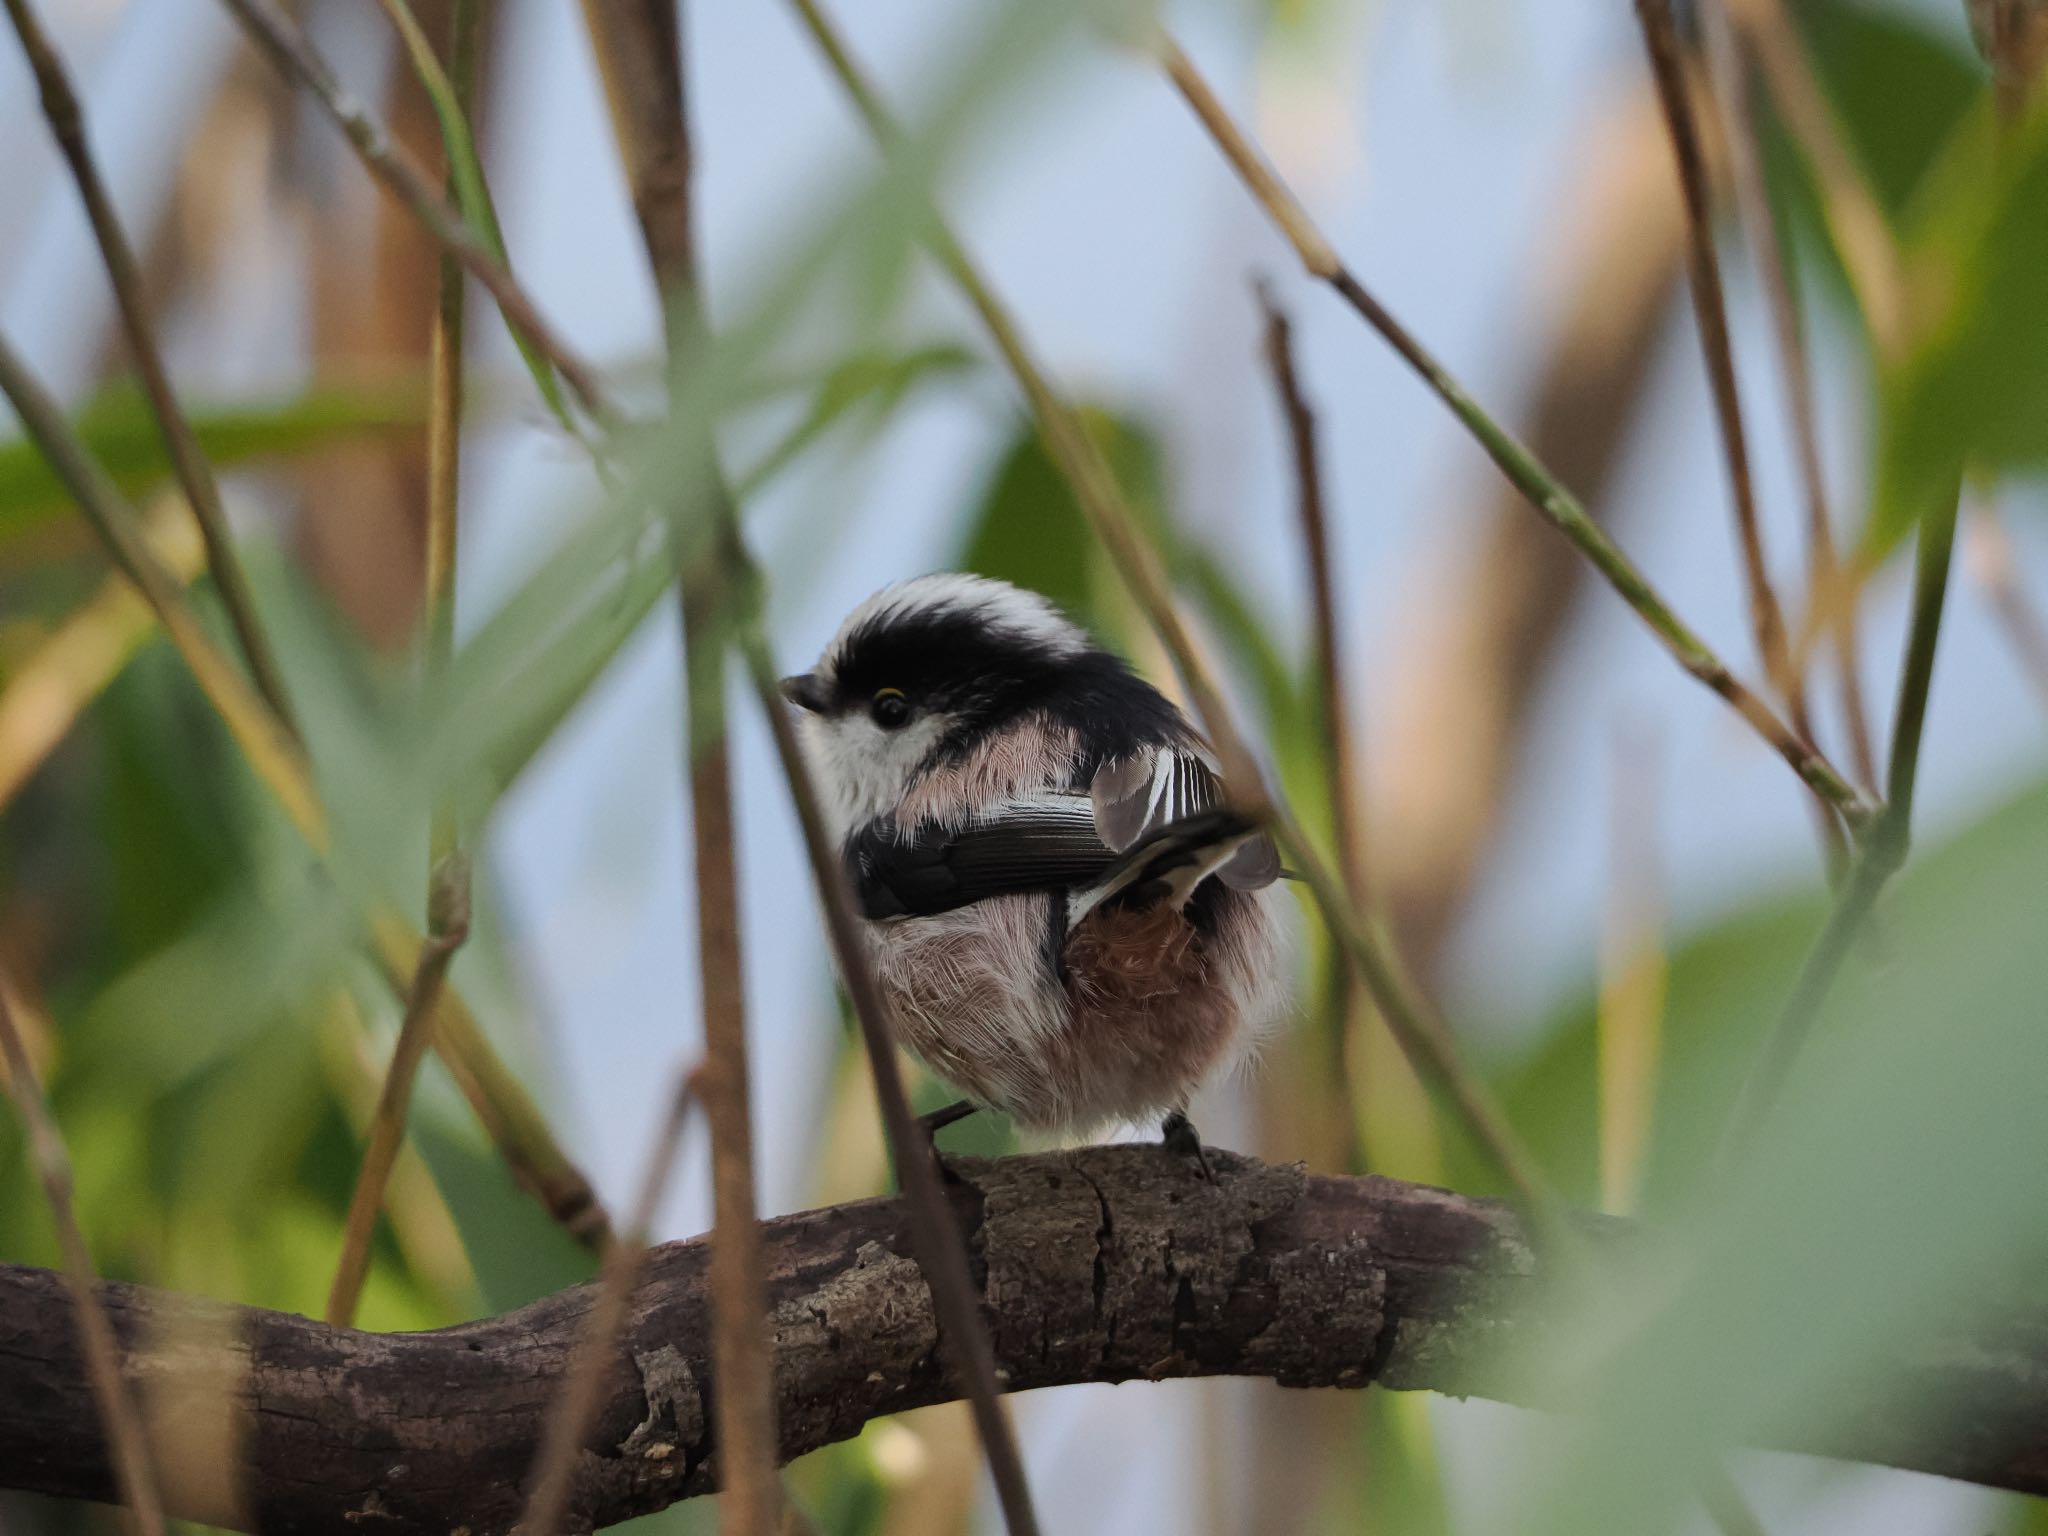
[783,574,1286,1161]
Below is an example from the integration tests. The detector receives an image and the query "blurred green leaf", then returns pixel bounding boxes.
[786,1435,889,1536]
[1458,894,1820,1210]
[1519,776,2048,1534]
[959,404,1167,621]
[413,1110,595,1313]
[1870,102,2048,550]
[1759,0,1980,332]
[1472,779,2048,1213]
[735,343,978,498]
[0,383,426,547]
[429,0,1085,829]
[1182,546,1309,742]
[95,642,250,954]
[1793,0,1983,217]
[1752,1,2048,554]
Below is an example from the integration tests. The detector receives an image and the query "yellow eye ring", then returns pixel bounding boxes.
[870,687,910,729]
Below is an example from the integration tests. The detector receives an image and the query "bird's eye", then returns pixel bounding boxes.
[870,688,910,729]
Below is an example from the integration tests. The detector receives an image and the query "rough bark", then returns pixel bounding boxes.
[1,1146,2044,1534]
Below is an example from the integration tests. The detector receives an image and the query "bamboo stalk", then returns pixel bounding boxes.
[735,616,1044,1536]
[326,860,470,1326]
[1256,280,1370,1177]
[1726,0,1908,353]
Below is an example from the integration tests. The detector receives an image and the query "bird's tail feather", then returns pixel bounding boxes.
[1067,808,1262,925]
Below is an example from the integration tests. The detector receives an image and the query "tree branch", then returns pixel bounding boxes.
[3,1145,2045,1534]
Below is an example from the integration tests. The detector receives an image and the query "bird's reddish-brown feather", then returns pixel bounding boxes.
[1047,900,1244,1119]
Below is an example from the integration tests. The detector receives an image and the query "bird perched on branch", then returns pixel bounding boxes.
[783,574,1286,1164]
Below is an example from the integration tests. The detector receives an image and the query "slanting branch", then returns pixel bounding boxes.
[1,1147,2044,1535]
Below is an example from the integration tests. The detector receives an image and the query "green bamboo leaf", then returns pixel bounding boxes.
[1757,0,1978,334]
[1460,774,2048,1212]
[376,0,573,434]
[959,405,1166,624]
[733,342,978,498]
[1180,547,1309,741]
[1868,101,2048,552]
[433,342,974,820]
[0,384,426,546]
[1520,775,2048,1534]
[1791,0,1982,216]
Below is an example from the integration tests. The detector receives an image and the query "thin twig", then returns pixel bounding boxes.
[788,0,1555,1217]
[324,0,486,1333]
[0,326,608,1251]
[326,859,471,1327]
[1700,0,1880,793]
[734,615,1043,1536]
[317,993,478,1306]
[213,0,613,422]
[1150,28,1871,830]
[0,975,167,1536]
[1634,0,1814,808]
[520,1063,703,1536]
[1256,280,1369,1173]
[577,1,783,1526]
[1257,283,1364,898]
[2,0,300,740]
[1965,511,2048,720]
[1723,489,1959,1153]
[422,0,482,874]
[1373,82,1683,980]
[367,914,612,1248]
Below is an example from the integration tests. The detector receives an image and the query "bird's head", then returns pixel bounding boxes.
[781,574,1090,833]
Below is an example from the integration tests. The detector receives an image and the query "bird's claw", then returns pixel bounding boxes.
[1161,1110,1215,1181]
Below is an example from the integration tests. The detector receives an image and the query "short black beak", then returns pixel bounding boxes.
[779,672,828,713]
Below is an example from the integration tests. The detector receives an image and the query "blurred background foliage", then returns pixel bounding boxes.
[0,0,2045,1533]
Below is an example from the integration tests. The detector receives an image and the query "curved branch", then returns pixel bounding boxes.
[1,1147,2044,1533]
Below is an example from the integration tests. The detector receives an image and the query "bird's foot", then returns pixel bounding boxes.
[1161,1110,1215,1181]
[918,1100,978,1187]
[918,1099,980,1138]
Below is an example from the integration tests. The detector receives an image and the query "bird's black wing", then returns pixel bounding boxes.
[847,796,1115,919]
